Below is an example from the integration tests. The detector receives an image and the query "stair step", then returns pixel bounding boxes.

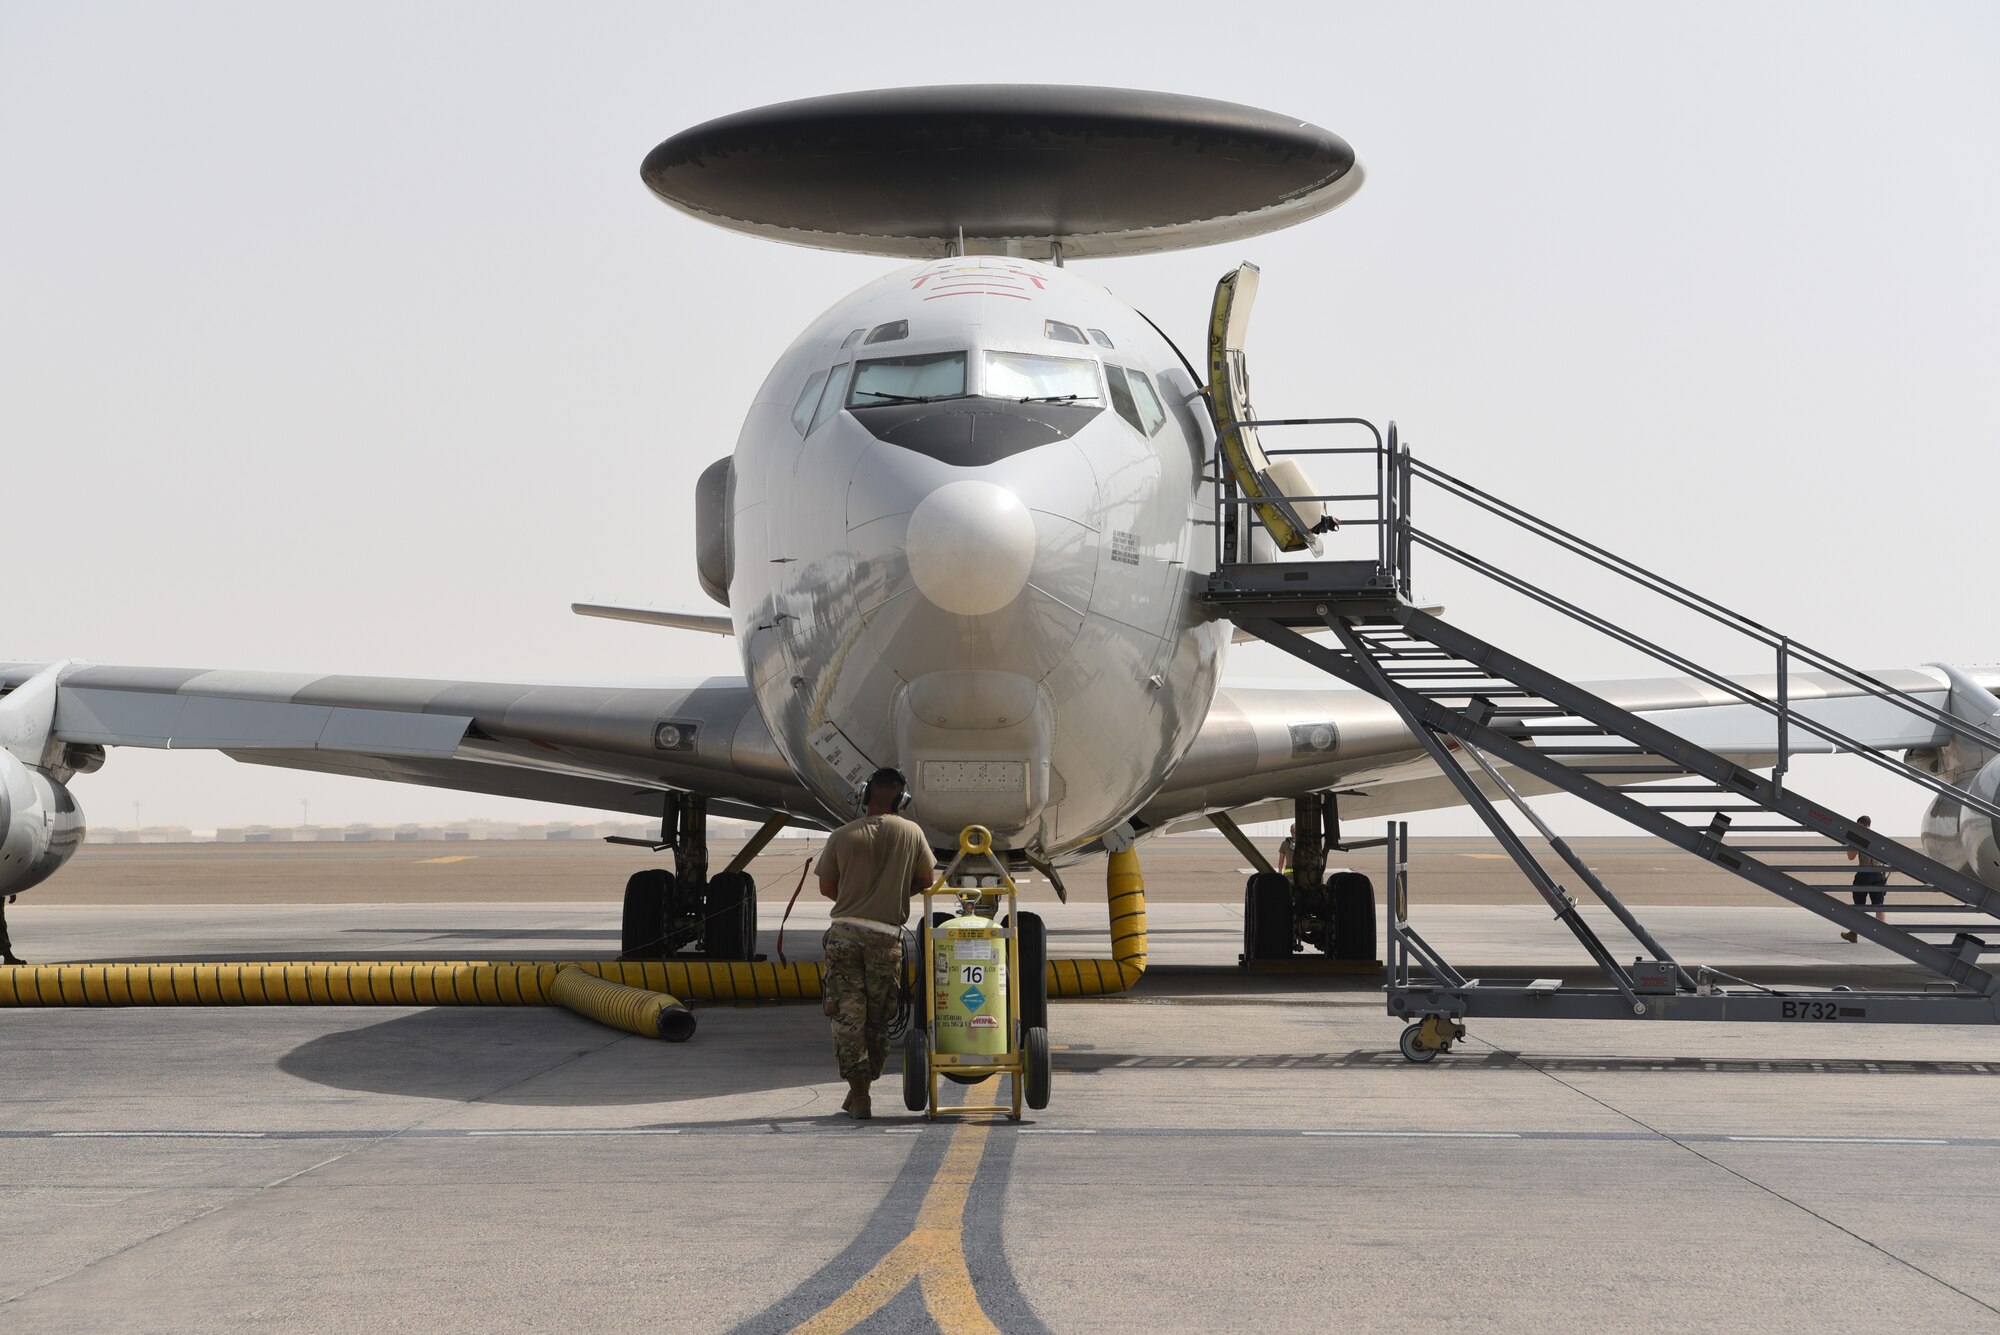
[1726,844,1854,854]
[1383,668,1495,678]
[1646,804,1767,812]
[1417,688,1544,698]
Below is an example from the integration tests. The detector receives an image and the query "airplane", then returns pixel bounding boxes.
[5,85,1998,995]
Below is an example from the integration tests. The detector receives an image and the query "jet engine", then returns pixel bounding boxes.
[0,750,86,897]
[1921,753,2000,890]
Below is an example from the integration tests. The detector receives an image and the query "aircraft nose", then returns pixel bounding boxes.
[905,480,1037,615]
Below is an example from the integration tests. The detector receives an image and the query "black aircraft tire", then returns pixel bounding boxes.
[1329,871,1377,961]
[1244,871,1295,959]
[1023,1025,1052,1110]
[902,1025,929,1112]
[704,871,758,961]
[620,869,674,959]
[1012,912,1048,1037]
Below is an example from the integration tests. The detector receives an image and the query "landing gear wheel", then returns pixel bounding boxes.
[1398,1022,1440,1063]
[1328,870,1377,961]
[901,1024,929,1112]
[1244,871,1295,960]
[620,869,674,959]
[1011,911,1048,1036]
[704,871,758,960]
[1022,1025,1051,1110]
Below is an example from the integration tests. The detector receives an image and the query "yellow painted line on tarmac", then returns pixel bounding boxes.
[1461,853,1509,860]
[415,855,477,864]
[787,1079,1004,1335]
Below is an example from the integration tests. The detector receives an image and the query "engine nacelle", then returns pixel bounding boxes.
[0,750,86,897]
[694,456,734,607]
[1921,753,2000,889]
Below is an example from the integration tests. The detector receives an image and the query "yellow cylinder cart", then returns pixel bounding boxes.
[902,825,1052,1120]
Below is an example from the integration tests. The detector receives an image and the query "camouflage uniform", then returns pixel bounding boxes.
[822,920,903,1083]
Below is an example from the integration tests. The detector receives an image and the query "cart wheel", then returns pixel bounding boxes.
[1398,1022,1440,1064]
[901,1025,928,1112]
[1012,911,1048,1036]
[1023,1025,1051,1109]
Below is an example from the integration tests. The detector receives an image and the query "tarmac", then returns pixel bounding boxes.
[5,837,2000,1332]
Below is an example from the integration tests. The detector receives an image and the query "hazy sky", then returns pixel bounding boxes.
[4,2,1995,836]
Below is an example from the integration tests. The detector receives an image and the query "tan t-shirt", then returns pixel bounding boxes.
[820,814,934,927]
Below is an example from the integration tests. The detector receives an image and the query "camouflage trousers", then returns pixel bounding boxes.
[822,921,903,1084]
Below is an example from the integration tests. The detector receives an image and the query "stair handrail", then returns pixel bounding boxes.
[1409,527,2000,828]
[1407,457,2000,761]
[1206,417,1388,570]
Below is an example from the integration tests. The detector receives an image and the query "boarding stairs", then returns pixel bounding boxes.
[1203,419,2000,1027]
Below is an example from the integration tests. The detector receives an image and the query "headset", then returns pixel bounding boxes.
[854,766,914,815]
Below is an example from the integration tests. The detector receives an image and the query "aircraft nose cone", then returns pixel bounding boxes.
[905,480,1037,616]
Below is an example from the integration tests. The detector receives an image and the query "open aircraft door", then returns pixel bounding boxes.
[1207,263,1331,555]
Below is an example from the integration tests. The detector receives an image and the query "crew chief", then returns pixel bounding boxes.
[817,766,933,1119]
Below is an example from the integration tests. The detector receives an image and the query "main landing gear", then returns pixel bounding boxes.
[1239,792,1380,965]
[617,794,778,962]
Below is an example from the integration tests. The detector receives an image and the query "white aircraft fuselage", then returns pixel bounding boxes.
[728,257,1228,855]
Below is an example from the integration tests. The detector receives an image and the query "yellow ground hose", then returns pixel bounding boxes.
[1047,846,1147,997]
[0,848,1150,1012]
[549,965,696,1041]
[0,960,695,1041]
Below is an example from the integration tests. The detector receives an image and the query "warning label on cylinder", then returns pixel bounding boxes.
[970,1014,1000,1030]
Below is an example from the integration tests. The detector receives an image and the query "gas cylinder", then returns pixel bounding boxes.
[933,908,1008,1055]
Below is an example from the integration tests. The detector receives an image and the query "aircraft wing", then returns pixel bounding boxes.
[1137,664,2000,834]
[0,662,828,828]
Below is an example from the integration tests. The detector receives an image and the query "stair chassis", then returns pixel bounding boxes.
[1202,419,2000,1052]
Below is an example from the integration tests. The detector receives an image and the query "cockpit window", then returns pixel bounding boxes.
[983,351,1101,404]
[839,328,866,348]
[1104,365,1144,433]
[864,320,909,344]
[848,352,968,406]
[1105,366,1168,437]
[1043,320,1089,345]
[791,369,830,436]
[809,362,851,433]
[1126,368,1168,436]
[1088,328,1115,349]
